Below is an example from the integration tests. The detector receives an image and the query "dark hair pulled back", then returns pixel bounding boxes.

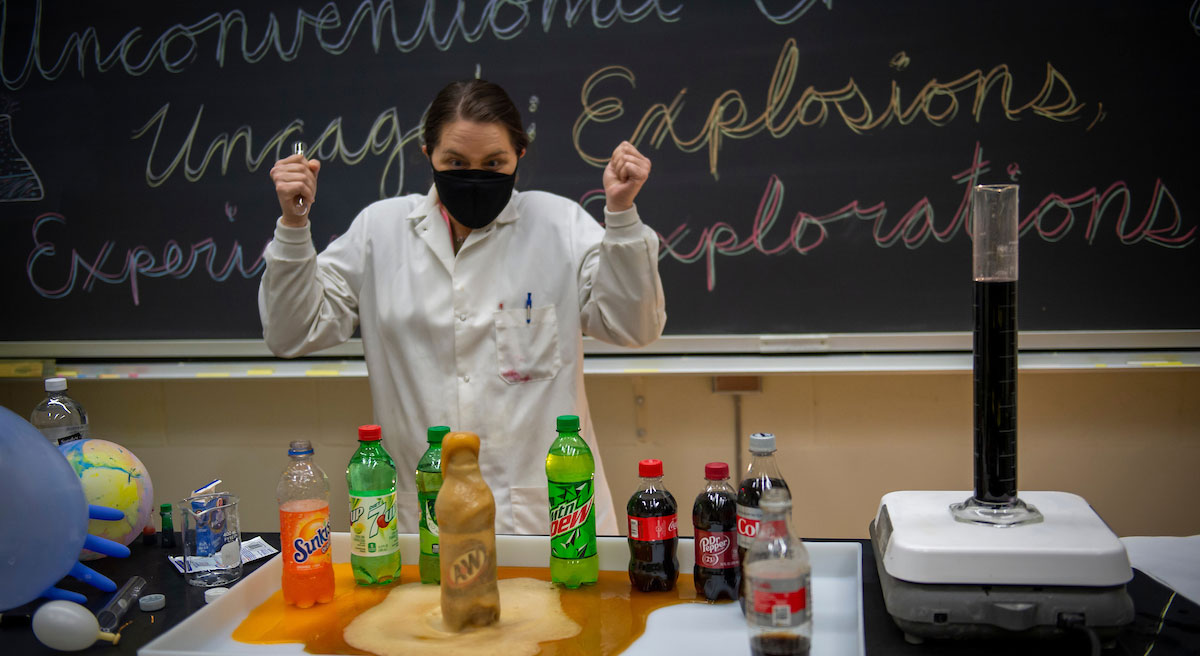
[423,79,528,156]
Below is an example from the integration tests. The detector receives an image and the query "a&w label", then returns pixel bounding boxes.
[548,479,597,559]
[736,504,762,549]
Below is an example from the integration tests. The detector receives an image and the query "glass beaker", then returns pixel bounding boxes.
[179,492,242,586]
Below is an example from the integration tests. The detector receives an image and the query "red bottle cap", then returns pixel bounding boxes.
[639,459,663,478]
[358,425,382,441]
[704,462,729,480]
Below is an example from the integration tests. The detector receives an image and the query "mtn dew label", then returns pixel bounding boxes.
[548,479,597,559]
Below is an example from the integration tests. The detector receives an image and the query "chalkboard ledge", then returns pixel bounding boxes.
[1,350,1196,381]
[1,331,1197,360]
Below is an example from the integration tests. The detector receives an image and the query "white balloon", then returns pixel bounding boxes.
[32,600,119,651]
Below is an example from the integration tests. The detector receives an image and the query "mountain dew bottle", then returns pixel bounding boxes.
[416,425,449,584]
[546,415,598,588]
[347,425,401,585]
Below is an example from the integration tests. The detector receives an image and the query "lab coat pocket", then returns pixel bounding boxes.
[511,486,550,535]
[494,306,562,384]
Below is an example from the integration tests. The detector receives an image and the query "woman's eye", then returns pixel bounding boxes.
[486,160,501,168]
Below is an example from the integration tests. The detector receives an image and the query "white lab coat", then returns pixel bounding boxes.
[259,186,666,535]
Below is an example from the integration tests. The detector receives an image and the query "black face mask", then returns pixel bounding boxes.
[432,167,516,230]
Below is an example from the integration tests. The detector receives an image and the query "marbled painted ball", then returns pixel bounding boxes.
[58,438,154,558]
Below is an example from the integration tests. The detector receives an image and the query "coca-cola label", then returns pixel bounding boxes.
[694,529,737,568]
[628,513,678,542]
[749,574,810,628]
[736,504,761,549]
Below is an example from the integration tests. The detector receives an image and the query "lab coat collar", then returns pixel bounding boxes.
[407,185,521,226]
[410,185,519,273]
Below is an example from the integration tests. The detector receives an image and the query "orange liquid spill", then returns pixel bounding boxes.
[233,564,721,655]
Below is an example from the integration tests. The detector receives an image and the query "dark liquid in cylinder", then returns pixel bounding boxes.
[973,280,1018,504]
[751,633,811,656]
[628,487,679,592]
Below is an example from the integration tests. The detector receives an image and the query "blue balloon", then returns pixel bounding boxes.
[0,405,90,611]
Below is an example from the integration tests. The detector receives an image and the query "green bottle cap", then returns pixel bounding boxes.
[160,503,172,513]
[427,426,450,444]
[556,415,580,432]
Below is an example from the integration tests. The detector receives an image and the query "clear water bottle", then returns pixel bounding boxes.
[29,377,89,446]
[744,488,811,656]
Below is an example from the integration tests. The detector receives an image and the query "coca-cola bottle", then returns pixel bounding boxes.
[737,433,790,572]
[626,459,679,592]
[693,461,739,601]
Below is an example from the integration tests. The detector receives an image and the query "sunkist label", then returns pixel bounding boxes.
[281,505,331,572]
[348,492,399,557]
[628,513,678,542]
[548,479,597,559]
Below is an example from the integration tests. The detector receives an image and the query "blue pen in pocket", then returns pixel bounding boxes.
[525,292,532,324]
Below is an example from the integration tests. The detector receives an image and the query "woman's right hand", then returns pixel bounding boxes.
[270,153,321,227]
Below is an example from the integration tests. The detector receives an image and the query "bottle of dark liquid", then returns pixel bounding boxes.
[737,433,790,571]
[745,489,811,656]
[693,461,739,601]
[626,459,679,592]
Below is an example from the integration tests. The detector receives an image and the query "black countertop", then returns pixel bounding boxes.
[1,535,1195,655]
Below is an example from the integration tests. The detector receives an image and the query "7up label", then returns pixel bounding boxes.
[548,479,597,559]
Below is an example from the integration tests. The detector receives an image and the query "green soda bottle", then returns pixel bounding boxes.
[546,414,598,588]
[416,425,449,584]
[347,425,401,585]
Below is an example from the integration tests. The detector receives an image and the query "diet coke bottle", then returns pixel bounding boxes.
[737,433,790,572]
[693,461,739,601]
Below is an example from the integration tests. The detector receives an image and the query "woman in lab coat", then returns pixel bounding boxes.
[259,79,665,535]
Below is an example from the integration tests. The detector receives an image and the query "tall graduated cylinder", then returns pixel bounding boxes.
[347,425,402,585]
[951,183,1042,526]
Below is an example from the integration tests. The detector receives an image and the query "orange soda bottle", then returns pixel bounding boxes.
[277,440,334,607]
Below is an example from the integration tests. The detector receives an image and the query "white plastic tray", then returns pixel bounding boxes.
[140,533,864,656]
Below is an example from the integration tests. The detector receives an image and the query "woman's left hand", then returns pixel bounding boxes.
[602,141,651,213]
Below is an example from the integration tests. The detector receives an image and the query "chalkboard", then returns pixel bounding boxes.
[1,1,1197,348]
